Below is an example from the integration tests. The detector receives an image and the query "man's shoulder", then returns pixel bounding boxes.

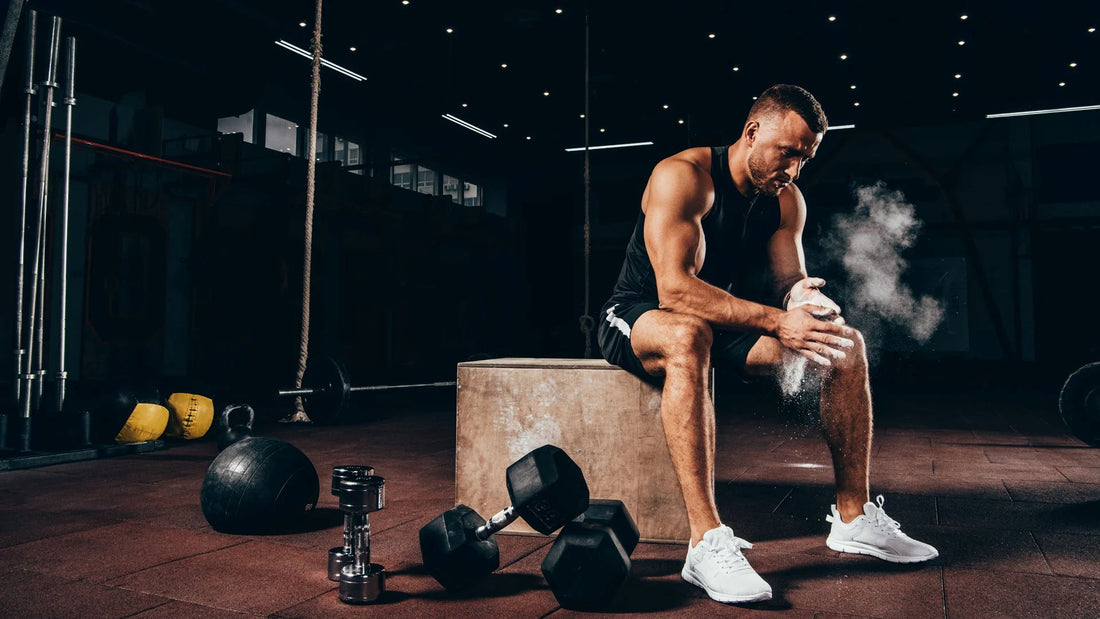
[652,147,713,184]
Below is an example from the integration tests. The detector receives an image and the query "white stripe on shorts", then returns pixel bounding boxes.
[605,305,632,338]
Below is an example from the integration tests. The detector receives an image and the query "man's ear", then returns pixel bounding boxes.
[744,120,759,145]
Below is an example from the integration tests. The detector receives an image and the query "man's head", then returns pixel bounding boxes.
[742,84,827,196]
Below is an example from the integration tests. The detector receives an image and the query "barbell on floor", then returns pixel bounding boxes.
[276,356,456,424]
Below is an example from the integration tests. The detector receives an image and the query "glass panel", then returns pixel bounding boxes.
[416,166,436,195]
[265,113,298,155]
[390,151,411,189]
[216,109,253,144]
[442,175,461,203]
[462,181,481,207]
[314,132,330,162]
[347,141,362,175]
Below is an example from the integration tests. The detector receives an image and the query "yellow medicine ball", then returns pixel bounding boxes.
[165,393,215,440]
[115,402,170,444]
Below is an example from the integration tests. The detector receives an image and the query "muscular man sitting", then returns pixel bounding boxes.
[598,84,937,604]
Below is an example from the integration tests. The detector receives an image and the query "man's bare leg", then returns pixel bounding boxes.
[744,332,871,523]
[629,310,720,545]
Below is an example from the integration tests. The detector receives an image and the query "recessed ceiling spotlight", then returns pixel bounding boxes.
[402,0,409,4]
[446,27,454,33]
[960,14,968,20]
[839,53,848,60]
[732,66,740,71]
[1090,27,1096,33]
[752,96,758,100]
[543,91,550,96]
[854,101,860,106]
[599,128,606,133]
[828,15,837,22]
[501,63,508,68]
[349,46,357,51]
[678,119,685,124]
[662,104,669,109]
[1069,62,1077,68]
[850,84,856,89]
[298,21,307,27]
[952,92,959,97]
[708,33,716,39]
[958,40,965,45]
[955,73,962,78]
[555,8,563,14]
[526,136,532,140]
[503,123,509,127]
[461,103,468,108]
[1059,82,1066,87]
[579,113,585,118]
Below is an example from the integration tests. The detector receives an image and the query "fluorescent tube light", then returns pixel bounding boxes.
[986,104,1100,119]
[442,114,497,139]
[274,40,367,81]
[564,141,654,152]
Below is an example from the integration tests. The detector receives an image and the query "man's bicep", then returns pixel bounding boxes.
[645,206,703,283]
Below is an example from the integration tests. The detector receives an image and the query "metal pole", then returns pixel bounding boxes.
[582,7,592,358]
[34,219,46,409]
[12,9,35,410]
[19,14,60,452]
[55,35,75,413]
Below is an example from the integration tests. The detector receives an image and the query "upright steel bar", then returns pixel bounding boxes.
[19,15,61,452]
[34,217,46,409]
[55,35,75,413]
[12,9,36,410]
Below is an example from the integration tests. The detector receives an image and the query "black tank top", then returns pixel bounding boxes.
[606,145,782,307]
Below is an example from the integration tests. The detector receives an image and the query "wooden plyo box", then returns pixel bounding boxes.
[455,358,691,543]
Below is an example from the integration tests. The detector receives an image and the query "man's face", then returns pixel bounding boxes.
[746,110,823,196]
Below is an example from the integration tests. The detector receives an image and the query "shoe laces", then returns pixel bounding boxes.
[869,495,902,533]
[706,535,755,573]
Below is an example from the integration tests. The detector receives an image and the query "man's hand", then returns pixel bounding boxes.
[776,305,855,366]
[786,277,844,324]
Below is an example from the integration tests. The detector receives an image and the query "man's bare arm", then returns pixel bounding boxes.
[644,158,785,335]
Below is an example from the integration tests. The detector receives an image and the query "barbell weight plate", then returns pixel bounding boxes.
[302,355,352,425]
[1059,362,1100,447]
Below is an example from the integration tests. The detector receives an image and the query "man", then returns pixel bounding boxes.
[597,84,937,604]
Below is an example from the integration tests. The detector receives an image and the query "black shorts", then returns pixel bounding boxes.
[597,299,762,386]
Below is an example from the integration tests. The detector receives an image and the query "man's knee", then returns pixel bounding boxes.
[834,326,867,371]
[664,316,713,369]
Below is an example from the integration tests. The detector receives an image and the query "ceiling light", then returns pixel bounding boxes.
[732,66,740,71]
[987,104,1100,119]
[564,141,655,152]
[402,0,409,4]
[708,33,716,39]
[1090,27,1096,33]
[678,119,685,124]
[501,63,508,68]
[662,104,669,109]
[526,136,532,140]
[958,40,965,45]
[543,91,550,96]
[960,14,968,20]
[839,53,848,60]
[298,21,307,27]
[952,92,959,97]
[830,124,856,130]
[599,128,606,133]
[1059,82,1066,87]
[349,47,357,52]
[461,103,468,107]
[555,8,563,14]
[828,15,836,22]
[446,27,454,33]
[275,41,367,81]
[579,114,585,118]
[503,123,509,128]
[850,84,856,89]
[1069,62,1077,68]
[854,101,860,106]
[441,114,496,138]
[955,73,962,78]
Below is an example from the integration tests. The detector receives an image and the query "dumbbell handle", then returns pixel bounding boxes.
[348,513,372,575]
[474,505,517,540]
[342,512,366,554]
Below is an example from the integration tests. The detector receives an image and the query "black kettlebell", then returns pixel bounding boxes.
[216,404,255,451]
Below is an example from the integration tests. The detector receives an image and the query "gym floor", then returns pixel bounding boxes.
[0,384,1098,618]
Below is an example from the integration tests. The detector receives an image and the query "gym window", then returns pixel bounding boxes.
[265,113,299,155]
[216,109,254,143]
[417,166,437,195]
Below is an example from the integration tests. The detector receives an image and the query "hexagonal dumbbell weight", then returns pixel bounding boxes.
[328,465,375,581]
[418,444,590,591]
[541,499,640,610]
[336,474,386,604]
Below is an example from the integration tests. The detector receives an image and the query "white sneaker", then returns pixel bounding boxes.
[681,525,772,604]
[826,495,939,563]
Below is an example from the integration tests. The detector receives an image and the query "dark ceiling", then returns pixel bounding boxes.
[11,0,1100,156]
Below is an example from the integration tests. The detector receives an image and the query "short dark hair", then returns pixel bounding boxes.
[748,84,828,133]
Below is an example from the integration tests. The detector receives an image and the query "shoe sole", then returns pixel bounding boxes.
[826,539,939,563]
[681,568,772,604]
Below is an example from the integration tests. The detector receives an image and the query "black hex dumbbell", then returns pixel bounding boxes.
[328,465,375,581]
[336,474,386,604]
[419,444,590,591]
[541,499,640,610]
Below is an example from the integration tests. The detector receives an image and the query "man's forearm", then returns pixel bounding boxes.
[659,278,784,335]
